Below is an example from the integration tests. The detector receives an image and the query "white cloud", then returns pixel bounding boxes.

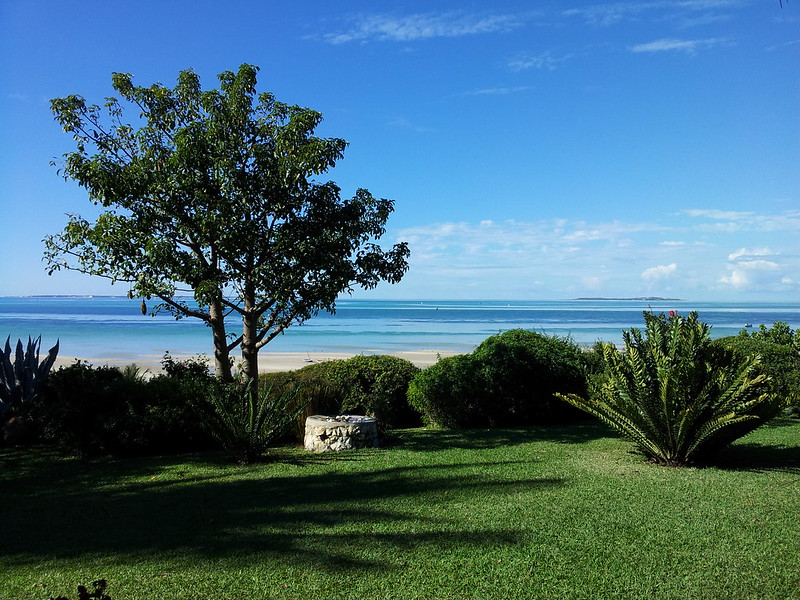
[563,1,742,27]
[390,209,798,299]
[323,11,522,44]
[507,51,571,71]
[718,257,782,290]
[630,37,727,53]
[467,86,532,96]
[683,209,800,232]
[718,270,750,288]
[641,263,678,280]
[727,247,777,261]
[386,117,434,133]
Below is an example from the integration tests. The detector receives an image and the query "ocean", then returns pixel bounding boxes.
[1,296,798,362]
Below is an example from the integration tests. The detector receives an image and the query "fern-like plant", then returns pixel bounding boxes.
[193,378,306,463]
[557,312,784,466]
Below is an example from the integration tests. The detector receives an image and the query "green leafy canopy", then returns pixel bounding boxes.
[47,64,410,380]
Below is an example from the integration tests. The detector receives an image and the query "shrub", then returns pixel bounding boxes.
[407,330,593,429]
[261,355,421,436]
[191,378,306,463]
[715,335,800,418]
[317,355,421,429]
[407,353,483,428]
[558,312,785,466]
[32,358,214,457]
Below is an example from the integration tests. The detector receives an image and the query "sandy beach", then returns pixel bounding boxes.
[53,350,458,374]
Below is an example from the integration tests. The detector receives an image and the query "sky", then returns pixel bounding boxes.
[1,0,798,301]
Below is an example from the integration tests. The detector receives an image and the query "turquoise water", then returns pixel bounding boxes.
[1,296,798,361]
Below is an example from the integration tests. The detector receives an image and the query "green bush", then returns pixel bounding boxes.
[317,355,421,429]
[407,353,483,428]
[715,335,800,418]
[558,312,785,466]
[32,359,214,457]
[262,355,421,435]
[407,330,593,429]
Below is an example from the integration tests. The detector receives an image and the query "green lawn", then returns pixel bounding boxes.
[2,420,799,600]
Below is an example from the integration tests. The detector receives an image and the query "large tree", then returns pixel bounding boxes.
[46,64,409,381]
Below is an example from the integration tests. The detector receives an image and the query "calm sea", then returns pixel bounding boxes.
[1,297,798,361]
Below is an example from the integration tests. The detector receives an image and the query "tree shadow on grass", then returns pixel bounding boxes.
[712,419,800,474]
[389,421,619,452]
[713,443,800,474]
[1,455,563,574]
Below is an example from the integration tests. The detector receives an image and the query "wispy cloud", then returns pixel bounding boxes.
[683,209,800,232]
[466,86,532,96]
[727,247,777,261]
[391,209,799,298]
[322,11,523,44]
[563,0,742,27]
[507,51,572,72]
[386,117,434,134]
[630,37,728,53]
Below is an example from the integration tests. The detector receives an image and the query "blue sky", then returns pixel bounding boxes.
[1,0,798,300]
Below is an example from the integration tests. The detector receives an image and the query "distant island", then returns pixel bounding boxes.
[575,297,684,301]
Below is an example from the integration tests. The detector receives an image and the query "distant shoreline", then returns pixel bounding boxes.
[574,297,684,301]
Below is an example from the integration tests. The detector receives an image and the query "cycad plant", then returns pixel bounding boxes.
[557,312,784,466]
[193,378,306,464]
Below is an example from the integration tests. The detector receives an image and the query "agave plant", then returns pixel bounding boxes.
[0,335,60,417]
[193,378,306,463]
[557,312,784,466]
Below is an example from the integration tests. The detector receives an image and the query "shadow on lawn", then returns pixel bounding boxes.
[390,420,619,452]
[1,455,563,573]
[714,443,800,474]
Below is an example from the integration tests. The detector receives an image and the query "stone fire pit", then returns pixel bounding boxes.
[304,415,379,452]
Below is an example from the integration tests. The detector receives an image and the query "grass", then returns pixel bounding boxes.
[1,420,799,600]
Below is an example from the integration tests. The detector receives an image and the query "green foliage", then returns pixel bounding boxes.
[32,360,214,457]
[46,64,409,381]
[739,320,800,349]
[191,378,306,463]
[558,312,785,466]
[407,353,483,428]
[314,355,421,429]
[716,335,800,418]
[0,336,59,418]
[408,330,592,428]
[257,355,421,439]
[50,579,111,600]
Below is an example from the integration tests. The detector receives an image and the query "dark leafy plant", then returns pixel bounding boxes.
[316,355,421,429]
[407,330,593,429]
[738,321,800,350]
[0,335,59,418]
[192,378,307,463]
[716,335,800,418]
[407,353,483,428]
[50,579,111,600]
[260,366,341,441]
[33,360,214,457]
[558,312,785,466]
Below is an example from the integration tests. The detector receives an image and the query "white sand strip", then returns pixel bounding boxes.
[52,349,459,374]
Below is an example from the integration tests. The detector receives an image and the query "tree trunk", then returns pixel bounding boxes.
[209,300,233,382]
[241,310,259,382]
